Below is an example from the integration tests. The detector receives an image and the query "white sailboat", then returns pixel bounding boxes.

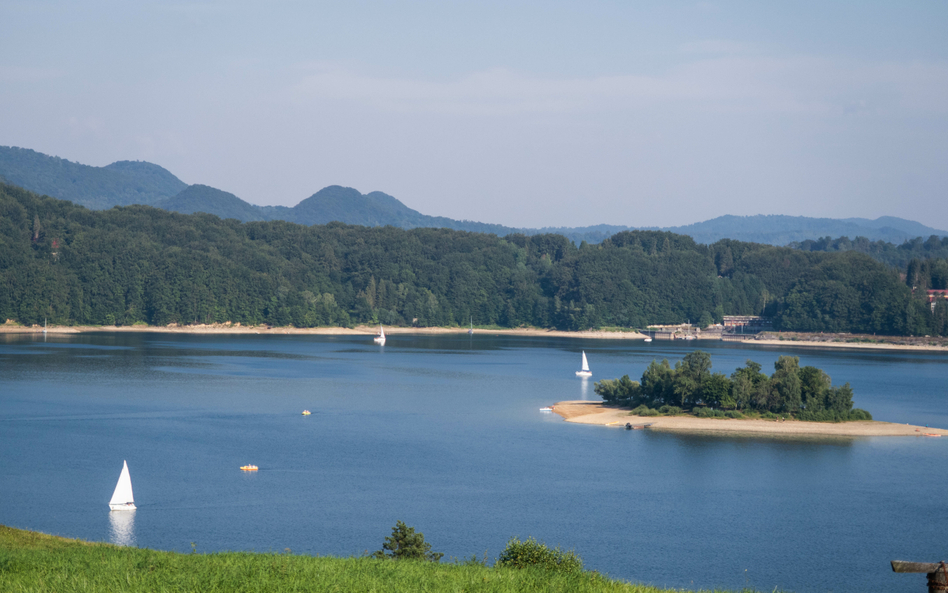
[109,460,136,511]
[373,324,386,345]
[468,318,474,335]
[575,351,592,377]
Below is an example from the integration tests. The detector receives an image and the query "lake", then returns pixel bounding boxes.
[1,332,946,592]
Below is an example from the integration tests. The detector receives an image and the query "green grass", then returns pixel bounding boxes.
[0,525,746,593]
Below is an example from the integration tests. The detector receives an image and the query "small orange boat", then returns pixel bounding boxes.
[240,464,259,471]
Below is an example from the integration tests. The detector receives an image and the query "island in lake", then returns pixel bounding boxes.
[557,351,948,437]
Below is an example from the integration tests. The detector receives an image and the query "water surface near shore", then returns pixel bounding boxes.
[1,333,946,592]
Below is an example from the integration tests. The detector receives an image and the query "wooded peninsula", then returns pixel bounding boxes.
[4,181,948,336]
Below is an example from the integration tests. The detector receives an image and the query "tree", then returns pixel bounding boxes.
[825,383,855,414]
[771,355,802,414]
[673,350,712,407]
[731,360,766,410]
[640,359,675,407]
[698,311,714,328]
[594,375,640,406]
[703,372,733,409]
[373,521,443,562]
[799,366,831,413]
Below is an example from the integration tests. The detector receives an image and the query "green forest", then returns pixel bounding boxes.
[0,181,943,335]
[791,234,948,270]
[594,351,870,422]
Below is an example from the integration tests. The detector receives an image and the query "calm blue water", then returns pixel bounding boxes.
[1,333,946,592]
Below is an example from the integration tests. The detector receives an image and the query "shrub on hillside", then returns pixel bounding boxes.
[372,521,443,562]
[496,537,583,573]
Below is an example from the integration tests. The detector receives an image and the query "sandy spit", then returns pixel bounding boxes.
[550,401,948,438]
[0,323,648,339]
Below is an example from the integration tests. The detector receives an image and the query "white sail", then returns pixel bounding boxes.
[576,351,592,376]
[373,324,386,345]
[468,318,473,335]
[109,460,136,511]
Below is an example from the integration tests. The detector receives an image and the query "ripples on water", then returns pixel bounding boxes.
[1,332,946,593]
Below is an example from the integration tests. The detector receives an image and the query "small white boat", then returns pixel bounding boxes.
[468,318,474,335]
[575,351,592,377]
[109,460,136,511]
[644,337,653,343]
[539,406,554,412]
[373,324,386,345]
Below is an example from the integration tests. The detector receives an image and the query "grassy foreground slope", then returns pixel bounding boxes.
[0,526,692,593]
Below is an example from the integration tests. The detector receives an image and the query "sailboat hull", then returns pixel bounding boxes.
[575,370,592,377]
[110,503,136,511]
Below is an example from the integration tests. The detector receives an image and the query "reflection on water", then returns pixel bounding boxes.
[108,510,136,547]
[579,376,591,400]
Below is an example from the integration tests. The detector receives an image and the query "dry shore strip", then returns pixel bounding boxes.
[5,322,948,352]
[552,401,948,438]
[1,322,649,340]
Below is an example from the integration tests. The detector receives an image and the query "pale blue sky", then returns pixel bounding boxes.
[2,1,946,228]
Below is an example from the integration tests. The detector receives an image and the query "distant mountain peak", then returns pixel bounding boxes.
[0,146,187,209]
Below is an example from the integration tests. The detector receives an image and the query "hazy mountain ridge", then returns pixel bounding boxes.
[2,146,945,246]
[663,214,946,245]
[155,185,268,222]
[0,147,187,209]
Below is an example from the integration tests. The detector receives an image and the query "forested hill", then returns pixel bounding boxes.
[0,147,187,209]
[4,181,943,336]
[5,146,946,249]
[790,235,948,270]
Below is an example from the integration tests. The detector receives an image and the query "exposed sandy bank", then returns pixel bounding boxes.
[6,323,948,352]
[551,401,948,437]
[743,338,948,353]
[0,323,648,339]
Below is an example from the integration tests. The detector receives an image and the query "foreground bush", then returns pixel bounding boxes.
[496,537,584,574]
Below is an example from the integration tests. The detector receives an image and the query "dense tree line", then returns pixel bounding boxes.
[0,181,942,335]
[790,234,948,270]
[904,256,948,336]
[594,351,871,422]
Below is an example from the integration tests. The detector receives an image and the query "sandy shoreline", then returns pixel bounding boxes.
[0,323,648,339]
[4,323,948,352]
[746,338,948,353]
[551,401,948,438]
